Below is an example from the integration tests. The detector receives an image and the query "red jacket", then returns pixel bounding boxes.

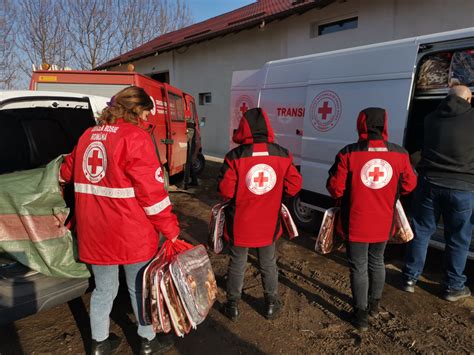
[61,119,180,265]
[326,108,417,243]
[218,108,302,247]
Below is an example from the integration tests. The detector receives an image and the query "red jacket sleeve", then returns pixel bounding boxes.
[326,149,349,199]
[217,156,237,200]
[284,153,302,197]
[400,155,417,195]
[125,131,180,240]
[60,146,77,183]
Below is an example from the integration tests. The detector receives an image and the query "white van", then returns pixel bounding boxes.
[230,28,474,257]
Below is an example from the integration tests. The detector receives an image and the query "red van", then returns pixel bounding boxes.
[30,70,203,177]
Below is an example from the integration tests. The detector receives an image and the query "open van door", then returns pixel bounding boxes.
[163,84,187,175]
[301,40,420,205]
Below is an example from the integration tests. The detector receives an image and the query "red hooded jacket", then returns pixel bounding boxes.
[218,108,302,248]
[60,119,180,265]
[326,108,417,243]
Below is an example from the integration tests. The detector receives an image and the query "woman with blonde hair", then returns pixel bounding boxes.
[61,86,179,354]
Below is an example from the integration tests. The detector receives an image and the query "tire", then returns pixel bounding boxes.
[192,153,206,176]
[286,194,319,231]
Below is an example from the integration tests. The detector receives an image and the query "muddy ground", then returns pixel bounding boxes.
[1,161,473,354]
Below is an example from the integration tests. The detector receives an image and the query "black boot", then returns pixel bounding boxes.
[140,334,175,355]
[91,333,121,355]
[265,299,282,320]
[351,308,369,331]
[368,298,380,317]
[224,301,240,321]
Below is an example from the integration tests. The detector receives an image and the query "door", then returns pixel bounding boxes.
[164,85,187,175]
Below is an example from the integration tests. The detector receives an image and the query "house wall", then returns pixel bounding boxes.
[109,0,474,157]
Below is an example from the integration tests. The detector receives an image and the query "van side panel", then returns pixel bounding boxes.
[301,41,419,197]
[230,70,262,149]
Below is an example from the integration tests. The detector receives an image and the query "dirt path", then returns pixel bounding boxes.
[1,162,473,354]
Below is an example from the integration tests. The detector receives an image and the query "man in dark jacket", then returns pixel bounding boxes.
[218,107,302,321]
[327,107,417,330]
[403,85,473,302]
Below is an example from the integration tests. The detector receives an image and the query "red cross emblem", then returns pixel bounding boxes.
[83,141,107,183]
[246,164,276,195]
[253,171,268,187]
[361,159,392,189]
[318,101,333,120]
[368,167,384,182]
[88,150,103,174]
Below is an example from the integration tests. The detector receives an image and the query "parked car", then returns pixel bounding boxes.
[0,90,107,325]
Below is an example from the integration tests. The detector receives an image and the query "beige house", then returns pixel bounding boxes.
[97,0,474,157]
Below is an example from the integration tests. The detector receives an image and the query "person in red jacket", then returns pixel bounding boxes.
[60,86,179,355]
[326,107,417,331]
[218,107,302,321]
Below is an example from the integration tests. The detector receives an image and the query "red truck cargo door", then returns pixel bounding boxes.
[164,86,187,175]
[140,82,168,166]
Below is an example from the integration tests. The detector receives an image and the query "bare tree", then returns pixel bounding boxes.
[2,0,193,86]
[63,0,117,70]
[16,0,70,74]
[115,0,193,54]
[0,0,19,89]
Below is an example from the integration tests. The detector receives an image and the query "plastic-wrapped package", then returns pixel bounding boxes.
[315,207,344,254]
[169,245,217,328]
[449,49,474,87]
[389,200,414,244]
[281,203,298,239]
[152,266,172,333]
[208,201,229,254]
[142,248,167,325]
[160,270,192,337]
[416,52,451,90]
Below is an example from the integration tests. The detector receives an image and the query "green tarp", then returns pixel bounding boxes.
[0,156,90,278]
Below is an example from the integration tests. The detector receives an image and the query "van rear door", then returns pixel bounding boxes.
[164,85,187,175]
[301,39,419,201]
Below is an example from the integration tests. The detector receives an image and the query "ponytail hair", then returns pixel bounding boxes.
[98,86,153,125]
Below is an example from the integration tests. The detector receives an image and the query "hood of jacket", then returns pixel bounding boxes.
[435,94,472,118]
[232,107,275,144]
[356,107,388,141]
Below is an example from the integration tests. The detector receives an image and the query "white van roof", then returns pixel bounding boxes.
[260,27,473,87]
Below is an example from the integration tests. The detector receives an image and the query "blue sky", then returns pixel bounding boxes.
[188,0,256,22]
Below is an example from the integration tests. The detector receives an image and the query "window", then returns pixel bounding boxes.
[168,93,185,121]
[311,17,358,38]
[149,71,170,84]
[199,92,212,105]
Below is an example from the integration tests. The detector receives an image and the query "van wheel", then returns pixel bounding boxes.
[192,153,206,175]
[286,194,318,231]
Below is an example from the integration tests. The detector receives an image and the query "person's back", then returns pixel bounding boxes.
[403,85,473,303]
[326,107,417,331]
[327,108,417,242]
[218,108,302,246]
[218,107,301,321]
[417,86,474,190]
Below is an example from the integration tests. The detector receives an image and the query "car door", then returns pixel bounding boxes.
[164,85,187,175]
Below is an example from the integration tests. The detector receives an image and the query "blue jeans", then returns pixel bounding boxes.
[404,178,473,290]
[90,261,155,342]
